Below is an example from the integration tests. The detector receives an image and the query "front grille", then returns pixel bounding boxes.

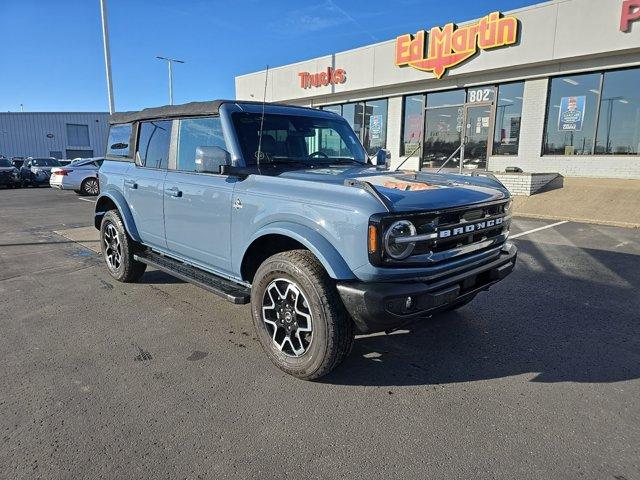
[370,200,511,267]
[413,201,509,256]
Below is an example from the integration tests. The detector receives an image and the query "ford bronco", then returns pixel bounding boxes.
[95,100,517,380]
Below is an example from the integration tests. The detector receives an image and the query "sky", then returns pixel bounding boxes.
[0,0,539,113]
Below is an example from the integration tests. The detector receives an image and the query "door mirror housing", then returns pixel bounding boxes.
[374,148,391,169]
[195,146,231,174]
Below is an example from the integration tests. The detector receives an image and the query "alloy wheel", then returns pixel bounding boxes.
[85,179,99,195]
[261,278,313,357]
[103,223,122,271]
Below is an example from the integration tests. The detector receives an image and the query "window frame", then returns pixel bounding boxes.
[542,66,640,157]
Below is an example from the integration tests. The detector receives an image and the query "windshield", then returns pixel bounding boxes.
[0,159,11,167]
[31,158,61,167]
[232,112,367,166]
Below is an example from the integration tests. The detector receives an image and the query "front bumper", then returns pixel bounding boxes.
[337,243,517,333]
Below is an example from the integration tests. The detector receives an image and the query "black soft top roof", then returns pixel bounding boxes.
[109,99,312,125]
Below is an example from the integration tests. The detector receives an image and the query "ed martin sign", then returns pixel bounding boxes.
[395,11,519,79]
[298,67,346,89]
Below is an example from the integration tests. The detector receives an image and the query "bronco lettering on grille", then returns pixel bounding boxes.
[438,217,503,239]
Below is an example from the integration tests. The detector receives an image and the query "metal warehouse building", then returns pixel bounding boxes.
[0,112,109,160]
[236,0,640,180]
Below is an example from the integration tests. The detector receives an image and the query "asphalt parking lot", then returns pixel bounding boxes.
[1,187,639,479]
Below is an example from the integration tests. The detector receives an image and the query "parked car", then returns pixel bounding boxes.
[58,159,74,166]
[11,157,24,169]
[50,157,103,195]
[19,157,61,187]
[0,158,21,188]
[95,100,516,380]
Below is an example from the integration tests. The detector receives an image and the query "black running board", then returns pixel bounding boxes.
[134,251,251,304]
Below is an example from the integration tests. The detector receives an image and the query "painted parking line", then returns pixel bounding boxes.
[510,220,569,239]
[78,197,97,203]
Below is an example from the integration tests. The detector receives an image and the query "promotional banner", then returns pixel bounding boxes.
[558,96,586,132]
[369,114,383,142]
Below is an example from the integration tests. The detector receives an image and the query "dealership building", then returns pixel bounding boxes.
[236,0,640,180]
[0,112,109,160]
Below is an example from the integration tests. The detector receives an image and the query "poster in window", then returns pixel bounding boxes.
[369,114,383,140]
[558,96,586,132]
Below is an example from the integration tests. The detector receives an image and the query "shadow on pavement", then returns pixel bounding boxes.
[140,269,186,285]
[323,242,640,387]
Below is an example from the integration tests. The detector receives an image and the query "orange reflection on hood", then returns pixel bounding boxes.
[382,180,438,191]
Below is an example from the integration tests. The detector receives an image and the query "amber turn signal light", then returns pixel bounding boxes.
[368,224,378,254]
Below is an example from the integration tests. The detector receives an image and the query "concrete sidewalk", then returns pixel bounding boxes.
[512,177,640,228]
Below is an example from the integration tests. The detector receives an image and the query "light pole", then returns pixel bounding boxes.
[99,0,115,113]
[156,56,184,105]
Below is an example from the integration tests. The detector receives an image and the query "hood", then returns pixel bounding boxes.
[277,166,509,211]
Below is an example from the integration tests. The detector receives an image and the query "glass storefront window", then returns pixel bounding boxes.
[363,99,388,155]
[402,95,425,156]
[341,103,363,141]
[322,105,342,115]
[595,69,640,155]
[543,73,601,155]
[422,90,465,168]
[422,105,464,168]
[427,89,466,108]
[493,82,524,155]
[319,100,388,155]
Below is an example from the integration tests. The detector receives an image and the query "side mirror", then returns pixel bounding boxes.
[195,146,231,174]
[375,148,391,168]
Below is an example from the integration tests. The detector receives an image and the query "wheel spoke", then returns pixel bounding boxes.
[261,278,313,358]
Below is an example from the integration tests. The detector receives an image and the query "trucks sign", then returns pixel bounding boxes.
[395,11,519,79]
[298,67,346,89]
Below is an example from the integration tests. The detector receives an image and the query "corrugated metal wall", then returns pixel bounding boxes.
[0,112,109,159]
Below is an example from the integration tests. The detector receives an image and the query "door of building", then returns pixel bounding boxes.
[460,104,493,171]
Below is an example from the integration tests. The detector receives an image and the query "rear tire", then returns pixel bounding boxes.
[100,210,146,283]
[80,177,99,196]
[250,250,354,380]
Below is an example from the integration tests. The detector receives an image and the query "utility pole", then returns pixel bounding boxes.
[99,0,115,113]
[156,56,184,105]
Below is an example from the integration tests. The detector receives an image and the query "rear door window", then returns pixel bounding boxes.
[136,120,172,169]
[106,124,132,158]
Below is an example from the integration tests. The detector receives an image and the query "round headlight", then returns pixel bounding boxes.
[384,220,417,260]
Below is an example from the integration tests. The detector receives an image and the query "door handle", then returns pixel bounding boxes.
[124,180,137,189]
[165,187,182,198]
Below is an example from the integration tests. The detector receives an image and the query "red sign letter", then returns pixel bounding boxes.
[621,0,640,32]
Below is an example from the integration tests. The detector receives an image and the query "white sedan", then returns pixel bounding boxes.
[50,157,103,195]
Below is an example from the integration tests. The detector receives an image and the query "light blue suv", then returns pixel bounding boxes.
[95,100,516,379]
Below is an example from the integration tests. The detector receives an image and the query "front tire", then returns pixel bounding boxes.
[251,250,354,380]
[100,210,146,282]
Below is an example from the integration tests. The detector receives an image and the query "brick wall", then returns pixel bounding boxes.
[493,173,559,196]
